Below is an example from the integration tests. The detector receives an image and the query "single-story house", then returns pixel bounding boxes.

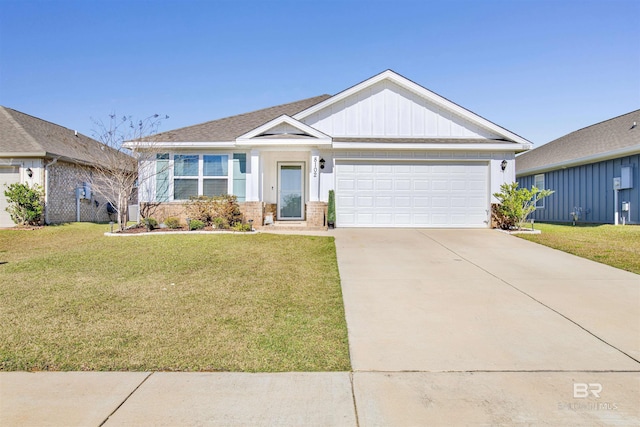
[130,70,532,228]
[516,110,640,224]
[0,106,122,227]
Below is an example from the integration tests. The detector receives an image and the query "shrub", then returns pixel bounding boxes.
[164,217,181,229]
[143,217,158,231]
[4,183,45,226]
[232,222,252,232]
[212,217,229,229]
[327,190,336,226]
[189,219,205,230]
[493,182,554,230]
[184,194,242,227]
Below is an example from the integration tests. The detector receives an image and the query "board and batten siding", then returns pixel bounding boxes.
[302,80,501,139]
[518,154,639,224]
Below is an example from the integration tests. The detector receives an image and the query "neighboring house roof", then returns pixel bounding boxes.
[516,109,640,176]
[147,95,332,143]
[0,106,115,165]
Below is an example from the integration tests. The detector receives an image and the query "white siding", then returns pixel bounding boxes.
[303,80,501,139]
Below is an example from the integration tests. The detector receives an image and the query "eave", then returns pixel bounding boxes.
[332,141,532,152]
[516,144,640,177]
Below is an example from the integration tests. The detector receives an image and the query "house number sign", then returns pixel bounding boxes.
[313,157,318,178]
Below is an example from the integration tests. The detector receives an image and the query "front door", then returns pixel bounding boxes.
[278,163,304,220]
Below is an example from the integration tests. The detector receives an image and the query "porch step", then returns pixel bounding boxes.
[262,221,327,232]
[274,221,307,227]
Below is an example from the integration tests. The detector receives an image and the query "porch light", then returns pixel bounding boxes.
[26,168,33,178]
[501,160,508,172]
[319,158,326,169]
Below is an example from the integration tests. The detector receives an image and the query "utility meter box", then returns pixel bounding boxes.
[620,166,633,189]
[613,177,621,190]
[82,182,92,200]
[622,202,630,212]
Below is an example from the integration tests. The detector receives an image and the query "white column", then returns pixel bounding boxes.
[309,149,320,202]
[248,149,261,202]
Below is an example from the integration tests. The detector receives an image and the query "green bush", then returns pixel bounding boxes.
[327,190,336,226]
[232,222,252,232]
[143,217,158,231]
[189,219,205,230]
[493,182,554,230]
[212,217,229,229]
[164,217,181,229]
[3,183,45,226]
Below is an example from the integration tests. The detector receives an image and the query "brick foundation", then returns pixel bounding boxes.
[140,201,328,229]
[242,202,264,229]
[306,201,327,227]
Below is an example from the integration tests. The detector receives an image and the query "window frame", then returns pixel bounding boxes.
[169,153,242,201]
[534,174,545,209]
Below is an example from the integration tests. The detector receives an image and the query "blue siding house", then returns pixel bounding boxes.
[516,110,640,224]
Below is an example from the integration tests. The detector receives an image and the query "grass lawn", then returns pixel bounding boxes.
[516,223,640,274]
[0,223,350,372]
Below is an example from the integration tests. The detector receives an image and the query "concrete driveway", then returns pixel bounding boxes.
[335,228,640,425]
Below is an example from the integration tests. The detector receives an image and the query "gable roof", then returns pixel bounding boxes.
[236,115,331,146]
[0,106,115,165]
[294,69,532,146]
[147,95,331,143]
[516,109,640,176]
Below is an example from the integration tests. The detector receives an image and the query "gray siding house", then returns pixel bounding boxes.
[0,107,123,227]
[516,110,640,224]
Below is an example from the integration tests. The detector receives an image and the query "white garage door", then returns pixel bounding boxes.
[0,167,20,227]
[335,161,489,228]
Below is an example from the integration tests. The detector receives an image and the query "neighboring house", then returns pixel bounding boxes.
[130,70,532,228]
[0,106,120,227]
[516,110,640,225]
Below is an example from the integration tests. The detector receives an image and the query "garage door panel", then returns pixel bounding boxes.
[375,179,393,190]
[395,179,411,190]
[335,161,488,228]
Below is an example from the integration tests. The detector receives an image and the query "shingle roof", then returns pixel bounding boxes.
[0,106,116,165]
[148,95,331,142]
[516,110,640,175]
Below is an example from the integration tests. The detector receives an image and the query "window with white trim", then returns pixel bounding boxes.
[173,154,199,200]
[170,154,243,201]
[534,174,545,208]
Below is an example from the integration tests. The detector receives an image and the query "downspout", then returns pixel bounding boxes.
[43,157,59,225]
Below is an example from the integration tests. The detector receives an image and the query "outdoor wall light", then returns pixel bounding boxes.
[319,158,326,169]
[501,160,508,172]
[26,168,33,178]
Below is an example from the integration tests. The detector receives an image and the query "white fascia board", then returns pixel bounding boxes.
[516,144,640,177]
[332,142,532,151]
[236,139,332,147]
[293,69,531,146]
[236,114,332,141]
[123,141,236,149]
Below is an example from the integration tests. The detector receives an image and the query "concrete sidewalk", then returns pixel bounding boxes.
[1,229,639,426]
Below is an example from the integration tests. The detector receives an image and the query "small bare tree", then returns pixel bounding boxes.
[87,114,168,231]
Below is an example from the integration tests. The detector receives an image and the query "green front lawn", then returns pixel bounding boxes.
[516,223,640,274]
[0,223,350,372]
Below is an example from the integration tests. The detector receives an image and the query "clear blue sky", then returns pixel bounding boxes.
[1,0,638,146]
